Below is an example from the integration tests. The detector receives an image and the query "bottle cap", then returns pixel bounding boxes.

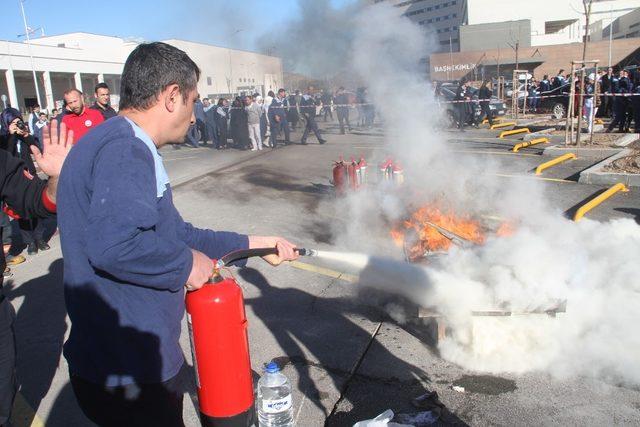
[265,362,280,373]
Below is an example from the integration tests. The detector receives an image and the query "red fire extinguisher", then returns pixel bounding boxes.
[332,156,347,195]
[359,156,367,185]
[347,157,358,190]
[186,248,277,427]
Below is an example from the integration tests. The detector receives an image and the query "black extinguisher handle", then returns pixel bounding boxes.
[216,247,314,268]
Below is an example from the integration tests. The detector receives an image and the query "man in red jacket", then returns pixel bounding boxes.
[62,89,104,143]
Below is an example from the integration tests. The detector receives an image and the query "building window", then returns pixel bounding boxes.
[443,27,450,32]
[427,18,433,23]
[452,0,456,4]
[435,4,440,9]
[207,76,212,86]
[427,6,432,11]
[453,13,457,18]
[452,26,458,30]
[444,15,449,19]
[436,17,440,21]
[443,2,449,6]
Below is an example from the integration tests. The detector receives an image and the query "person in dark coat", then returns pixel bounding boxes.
[0,120,68,426]
[268,89,291,146]
[454,80,468,131]
[230,97,250,149]
[606,71,629,133]
[203,98,218,148]
[478,80,494,126]
[300,86,326,145]
[215,98,229,149]
[0,108,50,254]
[287,90,300,131]
[334,87,351,134]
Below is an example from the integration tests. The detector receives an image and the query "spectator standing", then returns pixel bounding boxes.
[194,95,207,145]
[256,96,271,148]
[287,90,300,131]
[321,89,333,122]
[203,98,218,148]
[478,80,494,126]
[246,96,263,151]
[215,98,229,149]
[230,97,250,149]
[584,75,596,133]
[33,112,48,150]
[528,78,539,112]
[61,89,104,143]
[454,80,468,131]
[28,104,41,132]
[335,87,351,134]
[90,83,117,120]
[268,89,291,147]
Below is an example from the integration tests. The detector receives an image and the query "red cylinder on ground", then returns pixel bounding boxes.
[186,275,255,426]
[333,157,347,195]
[348,157,358,190]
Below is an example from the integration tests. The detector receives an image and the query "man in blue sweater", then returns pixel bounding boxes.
[57,42,297,426]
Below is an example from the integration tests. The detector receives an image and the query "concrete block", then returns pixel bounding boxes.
[578,148,640,186]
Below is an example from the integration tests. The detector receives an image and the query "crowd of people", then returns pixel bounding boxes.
[443,65,640,134]
[183,85,376,150]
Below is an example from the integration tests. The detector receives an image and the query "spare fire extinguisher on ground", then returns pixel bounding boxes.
[332,156,347,196]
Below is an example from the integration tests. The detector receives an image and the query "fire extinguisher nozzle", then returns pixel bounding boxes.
[296,248,318,257]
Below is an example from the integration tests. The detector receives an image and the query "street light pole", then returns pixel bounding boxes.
[19,0,42,108]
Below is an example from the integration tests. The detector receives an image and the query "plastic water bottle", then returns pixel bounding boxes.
[256,362,294,427]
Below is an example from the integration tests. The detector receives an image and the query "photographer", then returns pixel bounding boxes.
[0,108,50,255]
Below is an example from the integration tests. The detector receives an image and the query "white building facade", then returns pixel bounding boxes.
[371,0,639,52]
[0,32,283,113]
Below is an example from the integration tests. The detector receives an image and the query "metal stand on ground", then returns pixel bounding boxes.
[511,69,529,121]
[564,60,599,147]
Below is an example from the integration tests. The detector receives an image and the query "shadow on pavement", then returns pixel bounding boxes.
[6,259,66,426]
[239,267,467,425]
[614,207,640,224]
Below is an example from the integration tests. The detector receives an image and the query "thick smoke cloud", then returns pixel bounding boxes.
[257,0,363,78]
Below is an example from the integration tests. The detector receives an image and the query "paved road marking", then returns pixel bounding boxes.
[289,261,357,283]
[491,172,576,184]
[10,392,44,427]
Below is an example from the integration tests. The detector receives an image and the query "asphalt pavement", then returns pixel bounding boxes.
[6,120,640,427]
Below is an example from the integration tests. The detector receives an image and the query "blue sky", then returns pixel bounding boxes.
[2,0,357,52]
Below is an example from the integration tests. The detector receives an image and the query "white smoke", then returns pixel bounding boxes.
[330,3,640,386]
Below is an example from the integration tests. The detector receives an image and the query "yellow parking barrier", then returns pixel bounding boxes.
[535,153,576,175]
[512,137,549,152]
[490,122,516,130]
[594,118,604,125]
[499,128,530,138]
[574,183,629,221]
[482,117,504,124]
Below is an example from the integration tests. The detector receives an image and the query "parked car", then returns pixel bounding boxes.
[538,82,571,119]
[435,82,507,127]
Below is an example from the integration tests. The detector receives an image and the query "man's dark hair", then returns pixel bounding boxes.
[267,90,275,97]
[95,82,109,93]
[119,42,201,111]
[277,88,285,94]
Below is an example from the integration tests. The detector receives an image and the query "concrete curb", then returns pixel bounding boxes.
[614,133,640,147]
[578,148,640,186]
[542,145,622,159]
[523,128,555,141]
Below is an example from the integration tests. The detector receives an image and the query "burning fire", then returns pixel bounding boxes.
[391,205,514,261]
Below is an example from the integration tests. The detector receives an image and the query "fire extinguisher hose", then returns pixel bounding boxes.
[216,247,316,268]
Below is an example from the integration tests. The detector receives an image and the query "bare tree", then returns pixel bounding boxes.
[575,0,593,146]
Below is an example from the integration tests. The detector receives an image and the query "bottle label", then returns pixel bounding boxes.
[261,395,292,414]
